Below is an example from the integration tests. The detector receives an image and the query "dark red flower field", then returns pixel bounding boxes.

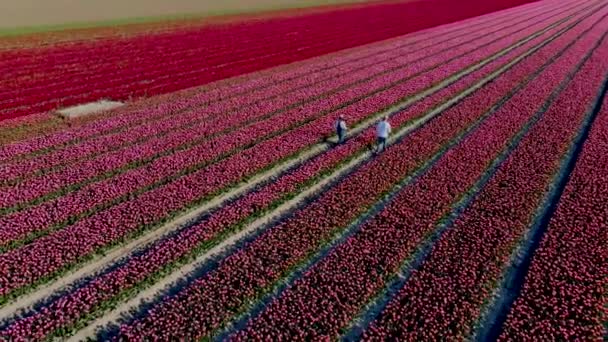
[0,0,535,121]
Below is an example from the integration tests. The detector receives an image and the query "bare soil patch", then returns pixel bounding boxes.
[0,0,378,32]
[56,100,125,119]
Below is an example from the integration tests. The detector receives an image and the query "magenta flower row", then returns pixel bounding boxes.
[108,19,583,335]
[0,9,549,210]
[499,55,608,342]
[362,12,608,340]
[0,6,562,293]
[0,6,576,259]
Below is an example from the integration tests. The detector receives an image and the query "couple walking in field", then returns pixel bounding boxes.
[334,115,391,153]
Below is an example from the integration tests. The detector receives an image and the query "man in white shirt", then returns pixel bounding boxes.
[375,116,391,153]
[335,115,347,144]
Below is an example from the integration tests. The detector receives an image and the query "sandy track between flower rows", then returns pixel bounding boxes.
[63,12,587,339]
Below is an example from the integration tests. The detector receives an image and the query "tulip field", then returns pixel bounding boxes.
[0,0,607,340]
[0,0,535,123]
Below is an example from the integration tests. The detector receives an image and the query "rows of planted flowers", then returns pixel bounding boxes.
[0,0,571,167]
[0,1,573,300]
[223,7,606,338]
[0,9,538,207]
[0,0,536,121]
[6,1,568,176]
[103,15,601,335]
[1,1,606,341]
[5,22,536,187]
[0,8,571,335]
[361,9,608,340]
[1,6,542,185]
[499,63,608,342]
[4,8,576,251]
[109,97,496,338]
[0,1,536,163]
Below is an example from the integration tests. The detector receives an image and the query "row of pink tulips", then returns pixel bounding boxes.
[0,98,380,342]
[107,16,591,335]
[1,2,556,188]
[0,7,562,297]
[499,61,608,342]
[362,12,608,340]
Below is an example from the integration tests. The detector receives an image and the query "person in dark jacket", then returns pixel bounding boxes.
[335,115,347,144]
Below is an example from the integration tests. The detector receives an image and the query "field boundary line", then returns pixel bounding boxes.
[0,1,589,324]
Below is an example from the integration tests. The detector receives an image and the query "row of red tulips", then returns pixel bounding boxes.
[0,0,542,78]
[0,0,536,121]
[0,10,540,104]
[0,4,563,257]
[499,70,608,342]
[0,11,529,186]
[0,16,414,112]
[226,7,605,338]
[0,22,410,118]
[0,10,562,335]
[0,1,553,162]
[105,17,588,335]
[2,10,427,83]
[362,10,608,340]
[0,0,541,74]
